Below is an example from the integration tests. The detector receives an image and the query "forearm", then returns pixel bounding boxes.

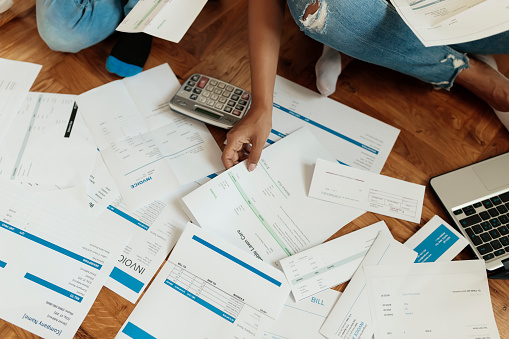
[248,0,285,112]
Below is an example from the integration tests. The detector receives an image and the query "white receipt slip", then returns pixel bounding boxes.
[309,158,425,223]
[319,232,417,339]
[116,222,290,339]
[279,221,390,302]
[364,260,500,339]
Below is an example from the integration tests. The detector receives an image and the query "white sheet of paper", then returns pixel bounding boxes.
[405,215,468,263]
[181,128,365,265]
[105,175,212,303]
[256,289,341,339]
[279,221,390,302]
[77,64,224,210]
[0,58,41,143]
[116,0,207,43]
[0,183,129,339]
[319,232,417,339]
[309,158,425,223]
[391,0,509,46]
[364,260,500,339]
[0,93,97,190]
[115,222,290,339]
[269,76,400,174]
[87,151,121,216]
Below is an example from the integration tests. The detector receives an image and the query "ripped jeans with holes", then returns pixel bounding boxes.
[286,0,509,89]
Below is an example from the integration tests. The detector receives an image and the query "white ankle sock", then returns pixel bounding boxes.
[315,45,342,97]
[470,54,509,132]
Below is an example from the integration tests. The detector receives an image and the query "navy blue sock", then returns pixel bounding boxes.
[106,32,153,77]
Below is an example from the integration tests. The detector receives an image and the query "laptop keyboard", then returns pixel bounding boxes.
[453,190,509,262]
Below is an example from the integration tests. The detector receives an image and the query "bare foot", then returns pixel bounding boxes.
[455,57,509,112]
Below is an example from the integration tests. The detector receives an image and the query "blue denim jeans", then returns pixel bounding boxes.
[36,0,138,53]
[287,0,509,89]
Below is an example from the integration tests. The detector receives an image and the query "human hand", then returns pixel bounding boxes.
[221,106,272,171]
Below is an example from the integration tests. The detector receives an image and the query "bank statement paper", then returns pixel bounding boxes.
[116,222,290,339]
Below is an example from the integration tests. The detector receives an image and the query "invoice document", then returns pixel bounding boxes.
[319,232,417,339]
[77,64,224,210]
[256,289,341,339]
[0,183,130,339]
[116,222,290,339]
[116,0,207,43]
[181,128,365,265]
[0,92,97,190]
[0,58,41,143]
[269,76,400,174]
[105,175,213,303]
[279,221,390,302]
[391,0,509,46]
[405,215,468,263]
[309,158,425,223]
[364,260,500,339]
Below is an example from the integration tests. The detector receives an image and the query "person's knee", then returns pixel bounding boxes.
[36,0,122,53]
[300,0,327,34]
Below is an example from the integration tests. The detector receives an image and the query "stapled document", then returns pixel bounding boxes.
[279,221,390,302]
[309,158,425,223]
[405,215,468,263]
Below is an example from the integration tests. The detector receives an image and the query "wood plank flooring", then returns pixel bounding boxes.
[1,1,508,337]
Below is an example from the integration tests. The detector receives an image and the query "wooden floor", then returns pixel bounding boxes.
[1,1,509,338]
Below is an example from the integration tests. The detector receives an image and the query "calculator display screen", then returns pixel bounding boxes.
[195,107,221,120]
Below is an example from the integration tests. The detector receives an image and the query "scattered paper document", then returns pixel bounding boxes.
[256,289,341,339]
[405,215,468,263]
[0,93,97,190]
[391,0,509,46]
[182,128,365,265]
[77,64,224,210]
[309,158,425,223]
[116,0,207,43]
[279,221,390,302]
[0,183,130,339]
[319,231,417,339]
[116,222,290,339]
[269,76,400,174]
[105,176,212,303]
[0,58,41,143]
[364,260,500,339]
[87,151,121,216]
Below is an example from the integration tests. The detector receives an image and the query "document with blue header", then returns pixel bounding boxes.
[116,222,290,339]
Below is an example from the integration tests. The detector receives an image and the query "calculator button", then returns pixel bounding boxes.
[191,75,200,81]
[473,202,483,208]
[218,97,227,103]
[238,99,247,106]
[224,106,232,113]
[193,88,202,94]
[202,91,211,98]
[184,86,192,92]
[206,99,215,106]
[206,85,214,92]
[197,77,209,88]
[221,91,230,97]
[214,88,223,95]
[210,80,218,86]
[215,103,224,109]
[211,94,219,100]
[198,97,207,104]
[187,81,196,87]
[234,89,243,95]
[231,95,239,101]
[241,92,250,100]
[226,85,234,92]
[235,104,245,111]
[227,100,236,107]
[190,94,198,100]
[217,83,225,89]
[232,109,242,116]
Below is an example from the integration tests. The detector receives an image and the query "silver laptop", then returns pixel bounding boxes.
[430,152,509,279]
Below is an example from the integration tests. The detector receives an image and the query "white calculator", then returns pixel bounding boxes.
[169,74,251,129]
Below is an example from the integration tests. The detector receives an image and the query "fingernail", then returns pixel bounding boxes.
[248,163,257,172]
